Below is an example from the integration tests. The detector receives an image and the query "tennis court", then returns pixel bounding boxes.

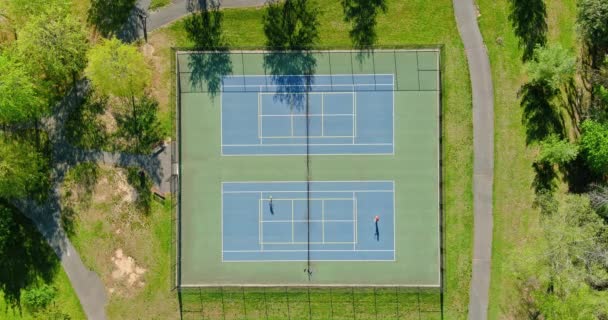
[176,49,441,287]
[221,74,394,155]
[222,181,395,261]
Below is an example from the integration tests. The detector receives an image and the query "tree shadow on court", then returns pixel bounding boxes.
[262,0,319,111]
[519,81,565,145]
[0,199,58,312]
[264,52,317,111]
[508,0,547,61]
[184,0,232,98]
[341,0,387,52]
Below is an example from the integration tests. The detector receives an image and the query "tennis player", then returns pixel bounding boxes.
[269,195,274,214]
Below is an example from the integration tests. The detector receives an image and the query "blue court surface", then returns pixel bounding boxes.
[222,181,395,262]
[221,75,394,155]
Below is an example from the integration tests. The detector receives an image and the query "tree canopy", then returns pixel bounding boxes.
[16,8,89,96]
[515,195,608,318]
[0,0,69,37]
[579,120,608,175]
[0,136,48,200]
[527,45,576,90]
[0,53,43,124]
[577,0,608,66]
[539,134,579,166]
[263,0,319,50]
[341,0,387,50]
[86,37,151,100]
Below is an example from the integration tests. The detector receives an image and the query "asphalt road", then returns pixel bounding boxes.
[452,0,495,319]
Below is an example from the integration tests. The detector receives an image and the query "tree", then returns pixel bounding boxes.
[0,136,49,200]
[16,7,89,97]
[0,0,69,40]
[86,37,151,103]
[577,0,608,68]
[539,135,579,166]
[527,45,576,90]
[115,95,163,153]
[263,0,319,50]
[579,120,608,176]
[22,284,56,313]
[508,0,547,61]
[341,0,387,50]
[514,195,608,318]
[184,0,225,49]
[0,53,44,125]
[87,0,137,38]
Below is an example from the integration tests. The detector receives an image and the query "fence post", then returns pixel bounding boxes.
[242,287,247,318]
[395,287,399,320]
[264,287,269,320]
[329,287,333,320]
[352,287,356,320]
[221,287,226,320]
[286,287,291,320]
[308,287,312,320]
[374,287,378,320]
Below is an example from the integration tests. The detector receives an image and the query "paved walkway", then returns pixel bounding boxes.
[146,0,266,31]
[452,0,495,319]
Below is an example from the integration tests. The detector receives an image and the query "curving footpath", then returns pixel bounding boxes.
[452,0,495,319]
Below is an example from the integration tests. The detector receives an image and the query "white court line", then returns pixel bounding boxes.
[291,200,294,243]
[354,194,358,245]
[224,190,393,194]
[258,193,263,251]
[259,135,354,139]
[257,90,261,139]
[223,249,395,252]
[260,113,355,117]
[352,90,355,144]
[260,197,352,201]
[261,241,355,245]
[321,94,324,137]
[223,83,394,88]
[221,73,396,77]
[321,200,325,244]
[353,192,356,250]
[262,219,354,223]
[223,143,390,146]
[223,180,395,183]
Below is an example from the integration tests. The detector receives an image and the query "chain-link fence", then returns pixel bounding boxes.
[178,287,442,320]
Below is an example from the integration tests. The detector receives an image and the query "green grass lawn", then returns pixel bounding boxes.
[149,0,172,11]
[145,0,473,318]
[475,0,579,317]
